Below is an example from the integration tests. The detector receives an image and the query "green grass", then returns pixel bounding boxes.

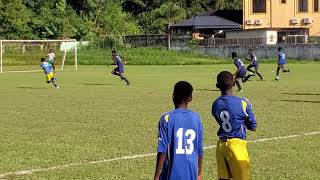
[0,63,319,179]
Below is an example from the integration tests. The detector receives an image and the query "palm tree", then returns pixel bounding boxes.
[151,2,186,49]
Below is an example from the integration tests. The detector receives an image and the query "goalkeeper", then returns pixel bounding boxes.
[47,49,56,73]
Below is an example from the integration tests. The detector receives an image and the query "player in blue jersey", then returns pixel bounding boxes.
[232,52,247,92]
[154,81,203,180]
[40,58,59,88]
[111,50,130,85]
[246,49,263,80]
[212,71,257,180]
[275,47,290,81]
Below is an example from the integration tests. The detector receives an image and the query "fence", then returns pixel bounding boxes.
[123,34,191,48]
[123,35,313,49]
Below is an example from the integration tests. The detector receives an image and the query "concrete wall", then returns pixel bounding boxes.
[195,44,320,60]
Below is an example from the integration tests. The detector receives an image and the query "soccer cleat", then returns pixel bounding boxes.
[238,89,243,92]
[56,86,60,89]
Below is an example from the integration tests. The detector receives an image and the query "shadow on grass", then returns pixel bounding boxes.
[281,93,320,96]
[17,87,46,89]
[82,83,116,86]
[195,88,220,92]
[278,99,320,104]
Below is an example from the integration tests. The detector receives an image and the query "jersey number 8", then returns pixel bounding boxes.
[176,128,196,155]
[220,111,232,132]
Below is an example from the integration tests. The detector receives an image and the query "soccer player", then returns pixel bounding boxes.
[154,81,203,180]
[212,71,257,180]
[232,52,247,92]
[111,50,130,85]
[275,47,290,81]
[47,49,56,73]
[40,58,59,89]
[246,49,263,80]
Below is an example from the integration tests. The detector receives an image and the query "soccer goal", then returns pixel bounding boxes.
[0,39,78,73]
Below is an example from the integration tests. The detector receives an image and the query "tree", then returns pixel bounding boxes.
[0,0,32,39]
[149,2,186,34]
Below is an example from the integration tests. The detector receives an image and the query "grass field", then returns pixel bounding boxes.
[0,63,319,179]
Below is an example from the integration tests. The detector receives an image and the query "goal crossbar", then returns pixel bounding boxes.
[0,39,78,73]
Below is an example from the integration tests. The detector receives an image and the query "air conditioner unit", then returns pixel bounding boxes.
[246,20,255,25]
[255,19,263,25]
[304,18,312,24]
[291,18,299,24]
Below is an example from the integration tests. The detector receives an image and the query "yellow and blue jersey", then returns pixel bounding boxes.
[157,108,203,180]
[212,95,256,140]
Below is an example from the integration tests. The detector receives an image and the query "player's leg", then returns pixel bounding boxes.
[51,77,59,88]
[111,67,121,77]
[275,65,281,80]
[50,73,59,88]
[216,140,232,180]
[225,139,251,180]
[120,73,130,85]
[246,65,255,75]
[235,77,242,91]
[255,67,263,80]
[282,65,290,73]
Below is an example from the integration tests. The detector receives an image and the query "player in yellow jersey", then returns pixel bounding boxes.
[212,71,257,180]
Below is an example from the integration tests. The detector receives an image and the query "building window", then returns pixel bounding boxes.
[298,0,308,12]
[253,0,266,13]
[281,0,286,3]
[315,0,319,12]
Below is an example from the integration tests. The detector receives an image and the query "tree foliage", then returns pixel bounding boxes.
[0,0,242,39]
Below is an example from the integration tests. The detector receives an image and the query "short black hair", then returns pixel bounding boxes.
[217,71,234,92]
[112,50,116,54]
[41,58,46,62]
[278,47,282,51]
[173,81,193,105]
[232,52,237,58]
[248,49,253,53]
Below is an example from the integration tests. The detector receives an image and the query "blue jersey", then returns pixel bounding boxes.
[234,58,245,70]
[157,109,203,180]
[278,52,286,65]
[212,96,256,140]
[234,58,246,77]
[250,53,258,67]
[40,62,52,74]
[114,55,123,68]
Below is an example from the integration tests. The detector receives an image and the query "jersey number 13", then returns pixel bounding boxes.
[176,128,196,155]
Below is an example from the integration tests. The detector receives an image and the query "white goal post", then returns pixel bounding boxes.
[0,39,78,73]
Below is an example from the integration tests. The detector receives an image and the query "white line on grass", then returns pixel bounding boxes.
[0,131,319,178]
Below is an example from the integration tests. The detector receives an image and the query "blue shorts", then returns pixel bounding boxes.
[114,66,124,73]
[278,61,286,66]
[237,68,247,78]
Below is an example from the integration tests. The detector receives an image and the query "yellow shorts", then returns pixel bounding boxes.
[216,138,250,180]
[46,72,54,82]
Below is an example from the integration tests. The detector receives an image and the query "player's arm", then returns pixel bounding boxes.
[243,100,257,131]
[154,115,168,180]
[52,63,56,73]
[197,119,204,180]
[154,153,166,180]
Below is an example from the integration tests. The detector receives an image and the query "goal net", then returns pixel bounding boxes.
[0,39,78,73]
